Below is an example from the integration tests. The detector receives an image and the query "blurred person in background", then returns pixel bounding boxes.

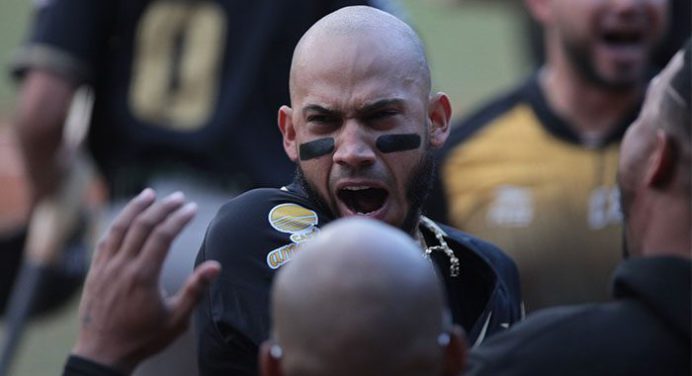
[426,0,673,312]
[11,0,399,374]
[0,126,85,317]
[466,40,691,376]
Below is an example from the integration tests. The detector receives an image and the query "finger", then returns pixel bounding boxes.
[117,191,186,260]
[94,188,156,264]
[136,201,197,274]
[166,260,221,331]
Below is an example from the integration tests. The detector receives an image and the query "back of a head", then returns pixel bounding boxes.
[653,39,691,193]
[270,217,450,376]
[662,40,691,160]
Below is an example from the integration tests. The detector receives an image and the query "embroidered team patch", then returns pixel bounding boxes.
[268,203,318,233]
[266,203,320,269]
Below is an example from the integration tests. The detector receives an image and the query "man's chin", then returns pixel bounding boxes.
[595,66,645,91]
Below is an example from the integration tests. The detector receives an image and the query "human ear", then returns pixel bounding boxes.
[259,341,283,376]
[428,92,452,149]
[278,106,298,162]
[442,325,468,376]
[645,129,677,188]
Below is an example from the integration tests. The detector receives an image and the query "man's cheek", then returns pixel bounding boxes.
[375,133,421,153]
[299,138,335,160]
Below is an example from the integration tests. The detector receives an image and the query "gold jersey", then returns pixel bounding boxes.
[426,76,641,312]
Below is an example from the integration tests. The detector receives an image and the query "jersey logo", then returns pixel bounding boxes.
[268,203,318,233]
[487,186,534,227]
[588,186,622,229]
[266,203,320,269]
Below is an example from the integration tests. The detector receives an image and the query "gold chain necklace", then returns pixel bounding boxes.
[417,216,460,278]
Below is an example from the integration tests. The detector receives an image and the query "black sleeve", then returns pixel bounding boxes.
[467,235,524,329]
[62,355,125,376]
[11,0,117,83]
[194,195,280,376]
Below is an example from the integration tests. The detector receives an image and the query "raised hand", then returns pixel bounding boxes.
[71,189,220,374]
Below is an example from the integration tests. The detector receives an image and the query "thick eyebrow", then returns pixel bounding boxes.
[358,98,406,115]
[302,104,339,118]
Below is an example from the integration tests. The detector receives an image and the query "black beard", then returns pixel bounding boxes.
[562,37,641,93]
[400,151,435,235]
[294,167,335,219]
[293,151,436,236]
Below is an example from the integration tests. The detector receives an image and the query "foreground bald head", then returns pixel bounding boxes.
[260,217,466,376]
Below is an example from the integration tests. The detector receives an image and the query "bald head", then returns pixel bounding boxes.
[289,6,431,102]
[268,217,453,376]
[618,41,691,258]
[657,41,691,161]
[628,41,691,186]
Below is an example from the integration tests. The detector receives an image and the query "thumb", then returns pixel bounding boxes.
[167,260,221,330]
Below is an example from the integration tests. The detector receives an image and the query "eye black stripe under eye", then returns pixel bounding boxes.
[376,133,421,153]
[299,138,335,160]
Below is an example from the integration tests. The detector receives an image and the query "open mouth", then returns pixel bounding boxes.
[601,29,644,48]
[337,186,388,215]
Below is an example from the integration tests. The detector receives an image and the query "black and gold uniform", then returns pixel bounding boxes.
[426,75,640,312]
[13,0,387,197]
[195,181,523,376]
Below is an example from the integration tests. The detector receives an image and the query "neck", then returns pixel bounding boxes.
[637,194,692,259]
[541,41,643,144]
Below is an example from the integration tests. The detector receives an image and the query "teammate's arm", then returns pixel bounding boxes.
[15,69,77,204]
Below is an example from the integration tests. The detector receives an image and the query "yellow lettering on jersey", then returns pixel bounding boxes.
[267,243,298,270]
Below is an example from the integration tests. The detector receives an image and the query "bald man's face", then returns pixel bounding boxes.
[279,32,450,231]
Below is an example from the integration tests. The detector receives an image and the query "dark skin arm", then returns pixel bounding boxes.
[14,69,77,204]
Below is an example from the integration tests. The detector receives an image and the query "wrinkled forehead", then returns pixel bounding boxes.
[290,31,430,107]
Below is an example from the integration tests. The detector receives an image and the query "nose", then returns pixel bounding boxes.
[332,120,376,169]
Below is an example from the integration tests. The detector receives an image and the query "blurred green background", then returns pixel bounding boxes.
[0,1,530,375]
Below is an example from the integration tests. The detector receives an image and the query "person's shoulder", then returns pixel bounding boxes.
[436,222,522,305]
[468,298,691,376]
[210,185,319,225]
[199,185,328,266]
[466,303,606,375]
[443,79,532,151]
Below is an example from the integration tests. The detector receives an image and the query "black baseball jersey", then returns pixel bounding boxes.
[13,0,381,197]
[195,182,523,375]
[426,74,640,311]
